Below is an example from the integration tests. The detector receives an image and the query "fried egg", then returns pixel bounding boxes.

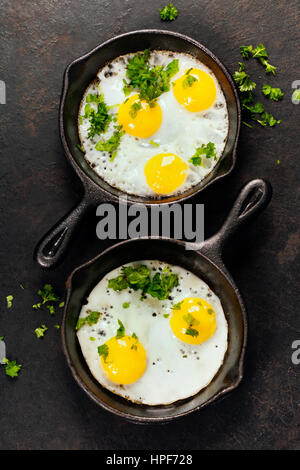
[76,260,228,405]
[78,50,229,198]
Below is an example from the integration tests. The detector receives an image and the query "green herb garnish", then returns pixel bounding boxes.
[262,84,284,101]
[32,284,60,309]
[95,125,125,158]
[163,313,170,318]
[76,311,102,331]
[83,92,112,139]
[172,301,183,310]
[35,324,48,338]
[182,69,198,88]
[123,49,179,114]
[108,265,179,301]
[122,302,130,309]
[159,2,178,21]
[6,295,13,309]
[186,327,199,337]
[116,319,125,339]
[98,344,109,362]
[189,142,217,166]
[234,62,256,92]
[3,358,22,378]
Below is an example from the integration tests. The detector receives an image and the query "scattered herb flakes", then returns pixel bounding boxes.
[186,327,199,337]
[19,284,24,290]
[35,324,48,338]
[89,337,95,341]
[95,125,125,157]
[189,142,217,166]
[132,332,138,340]
[159,2,178,21]
[116,319,125,339]
[163,313,170,318]
[172,301,183,310]
[149,140,159,147]
[76,144,85,153]
[59,301,65,308]
[262,84,284,101]
[46,304,55,315]
[122,302,130,309]
[76,311,102,331]
[182,69,198,89]
[98,344,109,362]
[6,295,13,309]
[233,62,256,92]
[54,324,60,330]
[3,358,22,378]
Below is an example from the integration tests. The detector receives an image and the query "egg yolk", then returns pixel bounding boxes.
[144,152,188,194]
[117,94,162,138]
[173,68,217,112]
[100,335,147,385]
[170,297,216,345]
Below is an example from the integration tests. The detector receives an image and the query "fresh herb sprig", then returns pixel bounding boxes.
[189,142,217,166]
[76,310,102,331]
[159,2,178,21]
[108,265,179,301]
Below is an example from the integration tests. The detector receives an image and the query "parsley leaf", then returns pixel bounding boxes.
[186,327,199,337]
[35,324,48,338]
[76,311,102,331]
[6,295,13,309]
[189,142,217,166]
[122,302,130,309]
[33,284,60,309]
[233,62,256,92]
[116,319,125,339]
[253,112,281,127]
[262,84,284,101]
[159,2,178,21]
[108,265,179,301]
[95,125,125,157]
[98,344,109,362]
[240,45,253,59]
[123,50,179,112]
[83,92,112,139]
[182,69,198,88]
[172,301,183,310]
[4,358,22,378]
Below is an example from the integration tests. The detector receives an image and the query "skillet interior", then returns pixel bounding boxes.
[62,238,245,423]
[61,30,240,205]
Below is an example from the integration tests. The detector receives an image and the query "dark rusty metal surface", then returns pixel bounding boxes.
[0,0,299,450]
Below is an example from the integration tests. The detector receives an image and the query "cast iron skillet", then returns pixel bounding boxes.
[34,29,241,269]
[62,178,272,424]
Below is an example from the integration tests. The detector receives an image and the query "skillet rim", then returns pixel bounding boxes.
[61,236,247,423]
[59,29,241,206]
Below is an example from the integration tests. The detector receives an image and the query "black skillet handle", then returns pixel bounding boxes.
[199,179,272,264]
[34,195,90,268]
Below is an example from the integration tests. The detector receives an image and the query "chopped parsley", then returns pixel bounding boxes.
[252,112,281,127]
[149,140,159,147]
[95,125,125,159]
[129,100,142,118]
[6,295,13,309]
[46,304,55,315]
[59,301,65,308]
[0,336,4,341]
[32,284,60,309]
[172,301,183,310]
[3,358,22,378]
[116,319,125,339]
[183,313,200,337]
[240,43,277,75]
[108,265,179,301]
[98,344,109,362]
[89,336,95,341]
[182,69,198,88]
[76,310,102,331]
[54,324,60,330]
[163,313,170,318]
[189,142,217,166]
[123,49,179,114]
[35,324,48,338]
[233,62,256,92]
[262,84,284,101]
[76,144,85,153]
[159,2,178,21]
[83,92,112,139]
[20,284,24,290]
[122,302,130,309]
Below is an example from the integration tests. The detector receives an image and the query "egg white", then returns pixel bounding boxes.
[78,51,229,198]
[77,260,228,406]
